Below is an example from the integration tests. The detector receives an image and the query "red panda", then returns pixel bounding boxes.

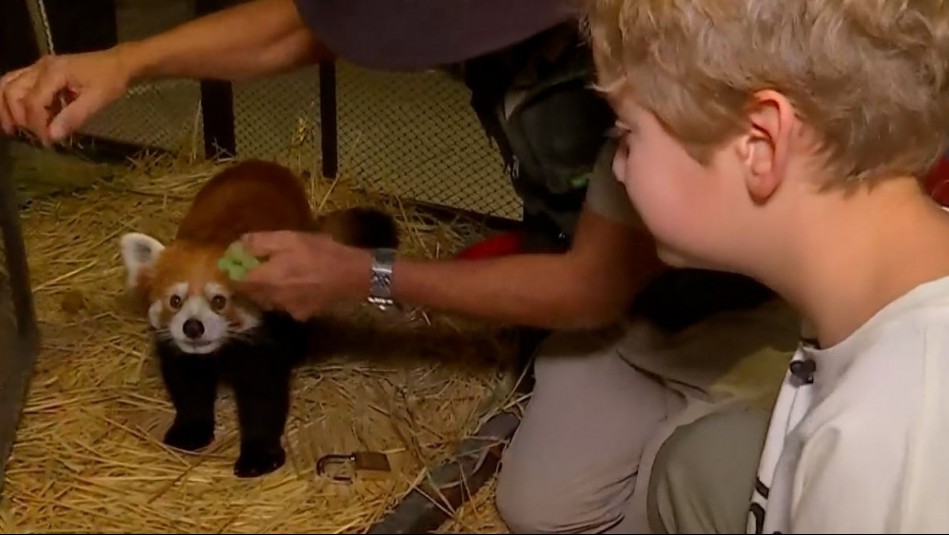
[119,159,398,478]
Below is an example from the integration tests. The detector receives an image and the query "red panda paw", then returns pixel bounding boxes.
[234,444,286,478]
[163,419,215,452]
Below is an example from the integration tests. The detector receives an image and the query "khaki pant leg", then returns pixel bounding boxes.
[496,325,685,534]
[646,404,771,534]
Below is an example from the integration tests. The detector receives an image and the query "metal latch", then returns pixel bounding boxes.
[316,451,392,483]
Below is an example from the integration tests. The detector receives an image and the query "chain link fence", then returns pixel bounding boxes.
[71,0,523,221]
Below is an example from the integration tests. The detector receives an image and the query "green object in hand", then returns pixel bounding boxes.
[218,241,262,281]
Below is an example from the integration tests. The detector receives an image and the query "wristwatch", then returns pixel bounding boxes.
[368,248,397,309]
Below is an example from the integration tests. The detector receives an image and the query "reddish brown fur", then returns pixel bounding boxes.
[123,159,400,478]
[135,160,314,306]
[314,209,379,248]
[132,159,397,317]
[148,244,255,328]
[175,159,314,245]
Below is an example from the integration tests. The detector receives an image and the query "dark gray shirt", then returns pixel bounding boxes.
[292,0,577,70]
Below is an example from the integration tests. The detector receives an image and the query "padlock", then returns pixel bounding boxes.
[316,451,392,483]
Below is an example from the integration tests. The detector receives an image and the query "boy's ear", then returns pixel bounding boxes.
[739,89,796,204]
[119,232,164,292]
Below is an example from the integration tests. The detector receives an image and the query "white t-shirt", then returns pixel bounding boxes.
[748,274,949,534]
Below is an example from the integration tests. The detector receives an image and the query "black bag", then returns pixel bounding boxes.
[448,23,615,252]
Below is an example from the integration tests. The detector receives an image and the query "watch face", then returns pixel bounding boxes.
[370,249,396,299]
[371,272,391,292]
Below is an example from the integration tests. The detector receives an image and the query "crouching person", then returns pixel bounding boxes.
[230,15,802,534]
[582,0,949,532]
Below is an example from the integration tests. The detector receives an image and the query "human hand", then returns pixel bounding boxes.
[234,231,373,321]
[0,47,134,145]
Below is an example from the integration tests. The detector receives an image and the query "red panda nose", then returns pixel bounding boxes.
[183,318,205,340]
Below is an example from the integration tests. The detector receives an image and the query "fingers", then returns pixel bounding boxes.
[230,258,316,322]
[240,230,301,257]
[232,266,309,321]
[246,291,277,312]
[1,52,122,144]
[0,67,35,136]
[49,90,99,142]
[26,66,69,145]
[0,58,67,144]
[232,255,282,294]
[234,267,270,291]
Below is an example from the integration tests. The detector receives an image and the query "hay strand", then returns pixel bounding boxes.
[1,145,517,534]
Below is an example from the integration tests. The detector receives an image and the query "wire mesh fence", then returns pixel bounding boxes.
[70,0,523,221]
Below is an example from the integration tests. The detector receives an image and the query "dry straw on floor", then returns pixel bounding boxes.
[0,147,519,534]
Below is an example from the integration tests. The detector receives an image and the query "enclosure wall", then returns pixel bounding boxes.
[21,0,524,222]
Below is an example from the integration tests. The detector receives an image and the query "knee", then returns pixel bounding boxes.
[495,456,626,534]
[494,470,540,534]
[647,419,698,534]
[647,406,769,534]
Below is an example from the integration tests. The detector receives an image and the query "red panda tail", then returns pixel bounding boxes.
[312,207,400,250]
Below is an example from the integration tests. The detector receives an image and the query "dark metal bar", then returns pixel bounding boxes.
[196,0,237,160]
[366,410,520,534]
[0,134,40,499]
[199,80,237,159]
[0,143,37,344]
[319,60,338,179]
[0,0,41,73]
[366,331,539,534]
[41,0,118,53]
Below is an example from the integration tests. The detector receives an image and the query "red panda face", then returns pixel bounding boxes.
[119,232,262,354]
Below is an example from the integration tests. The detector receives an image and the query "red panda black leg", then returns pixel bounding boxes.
[227,353,293,478]
[220,311,308,478]
[158,354,218,452]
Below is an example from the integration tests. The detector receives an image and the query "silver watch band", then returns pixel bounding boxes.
[368,248,397,308]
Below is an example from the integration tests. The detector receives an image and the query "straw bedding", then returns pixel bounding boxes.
[0,149,521,533]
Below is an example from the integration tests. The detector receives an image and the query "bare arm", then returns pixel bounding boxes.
[238,203,667,329]
[382,206,666,330]
[0,0,329,144]
[121,0,332,83]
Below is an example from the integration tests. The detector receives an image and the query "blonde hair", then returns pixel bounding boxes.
[580,0,949,184]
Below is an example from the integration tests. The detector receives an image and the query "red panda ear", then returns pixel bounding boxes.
[119,232,165,293]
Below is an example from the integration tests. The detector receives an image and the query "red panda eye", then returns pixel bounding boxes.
[211,295,227,311]
[169,295,182,309]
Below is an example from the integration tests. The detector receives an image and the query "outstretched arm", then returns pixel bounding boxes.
[236,203,666,331]
[384,207,663,329]
[121,0,331,83]
[0,0,330,145]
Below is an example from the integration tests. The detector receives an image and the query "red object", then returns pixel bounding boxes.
[456,231,525,260]
[924,154,949,207]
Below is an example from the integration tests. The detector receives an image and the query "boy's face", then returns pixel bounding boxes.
[606,88,753,272]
